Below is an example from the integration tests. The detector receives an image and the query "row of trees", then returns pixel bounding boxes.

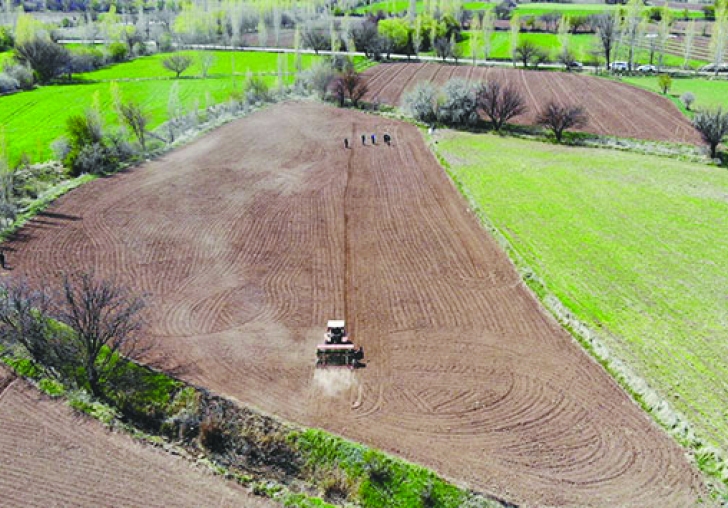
[403,78,587,142]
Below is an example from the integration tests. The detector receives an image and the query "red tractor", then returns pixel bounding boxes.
[316,320,364,368]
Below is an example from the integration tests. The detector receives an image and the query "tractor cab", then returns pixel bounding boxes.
[316,320,363,368]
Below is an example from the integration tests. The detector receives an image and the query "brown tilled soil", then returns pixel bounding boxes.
[362,62,702,144]
[0,368,276,508]
[1,102,708,507]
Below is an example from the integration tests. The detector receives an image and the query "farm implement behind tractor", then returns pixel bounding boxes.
[316,320,364,368]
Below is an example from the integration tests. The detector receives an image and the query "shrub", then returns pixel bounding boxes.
[4,64,34,90]
[0,26,13,52]
[108,42,129,63]
[680,91,695,111]
[437,79,479,127]
[244,75,270,103]
[536,101,588,142]
[657,73,672,94]
[14,38,71,84]
[403,81,438,124]
[0,73,20,93]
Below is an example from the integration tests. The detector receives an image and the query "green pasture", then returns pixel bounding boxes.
[0,78,249,163]
[78,50,318,81]
[0,50,323,164]
[354,0,704,18]
[621,75,728,110]
[450,31,708,67]
[437,132,728,455]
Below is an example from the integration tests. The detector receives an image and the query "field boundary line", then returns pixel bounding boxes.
[427,130,728,496]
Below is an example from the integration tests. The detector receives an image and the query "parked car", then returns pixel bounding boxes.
[700,63,728,73]
[609,61,629,71]
[565,61,583,71]
[637,64,657,73]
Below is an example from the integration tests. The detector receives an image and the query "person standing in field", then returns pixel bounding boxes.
[361,134,366,145]
[344,138,349,149]
[383,133,391,145]
[371,134,376,145]
[0,250,6,270]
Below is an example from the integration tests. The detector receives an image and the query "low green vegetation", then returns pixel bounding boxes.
[78,50,318,81]
[0,50,323,164]
[436,132,728,484]
[621,75,728,111]
[354,0,703,18]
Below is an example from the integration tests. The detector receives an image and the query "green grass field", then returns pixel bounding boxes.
[77,50,318,81]
[437,132,728,456]
[354,0,704,18]
[621,75,728,111]
[1,50,321,164]
[443,31,708,67]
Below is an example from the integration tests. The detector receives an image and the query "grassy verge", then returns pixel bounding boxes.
[431,130,728,496]
[619,74,728,112]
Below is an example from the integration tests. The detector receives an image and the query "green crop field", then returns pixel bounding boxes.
[78,50,318,81]
[354,0,704,18]
[437,132,728,456]
[621,75,728,110]
[0,50,322,164]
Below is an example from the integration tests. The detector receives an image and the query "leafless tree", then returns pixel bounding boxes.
[434,36,452,61]
[57,273,147,398]
[476,80,527,132]
[539,13,561,33]
[118,101,150,155]
[336,66,368,108]
[537,101,588,142]
[0,279,70,379]
[591,13,619,71]
[693,108,728,159]
[162,53,193,78]
[303,28,329,55]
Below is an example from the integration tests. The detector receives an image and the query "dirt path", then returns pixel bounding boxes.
[0,366,276,508]
[1,102,707,506]
[362,62,702,145]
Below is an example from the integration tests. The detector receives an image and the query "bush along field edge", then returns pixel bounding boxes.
[427,132,728,500]
[0,345,512,508]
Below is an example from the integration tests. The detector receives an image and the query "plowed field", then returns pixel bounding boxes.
[0,367,275,508]
[2,103,707,506]
[362,62,701,144]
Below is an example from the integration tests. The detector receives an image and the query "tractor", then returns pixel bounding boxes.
[316,320,363,368]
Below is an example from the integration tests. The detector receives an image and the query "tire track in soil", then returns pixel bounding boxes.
[1,102,708,508]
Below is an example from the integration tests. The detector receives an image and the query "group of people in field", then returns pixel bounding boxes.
[343,133,391,149]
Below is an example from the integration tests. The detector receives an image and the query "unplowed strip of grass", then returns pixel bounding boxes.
[0,366,276,508]
[437,131,728,455]
[621,75,728,111]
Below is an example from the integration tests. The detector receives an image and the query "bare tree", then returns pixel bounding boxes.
[537,101,588,142]
[162,53,193,78]
[592,13,619,71]
[303,28,329,55]
[337,66,368,108]
[0,280,69,379]
[693,108,728,159]
[476,80,527,132]
[434,36,452,61]
[710,0,728,76]
[119,101,150,154]
[622,0,645,71]
[57,273,147,398]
